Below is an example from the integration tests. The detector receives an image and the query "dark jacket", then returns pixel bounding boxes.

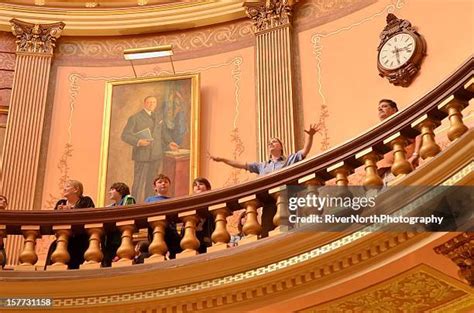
[121,109,172,162]
[45,196,95,270]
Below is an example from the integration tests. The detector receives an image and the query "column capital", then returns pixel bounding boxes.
[434,232,474,286]
[10,18,65,54]
[244,0,298,32]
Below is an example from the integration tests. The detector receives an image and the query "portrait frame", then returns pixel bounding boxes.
[98,73,200,206]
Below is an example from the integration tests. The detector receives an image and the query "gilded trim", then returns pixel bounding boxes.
[0,1,246,36]
[47,159,474,308]
[300,264,474,312]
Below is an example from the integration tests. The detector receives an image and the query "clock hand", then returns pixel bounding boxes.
[394,48,401,64]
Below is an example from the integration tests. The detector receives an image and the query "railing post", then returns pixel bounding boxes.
[177,211,200,258]
[438,95,469,141]
[208,203,230,252]
[327,162,353,198]
[146,216,168,263]
[15,225,39,271]
[238,195,261,245]
[81,223,104,269]
[356,148,383,189]
[298,173,326,219]
[465,77,474,93]
[112,220,135,267]
[383,132,413,178]
[268,185,288,236]
[412,115,441,160]
[48,225,71,271]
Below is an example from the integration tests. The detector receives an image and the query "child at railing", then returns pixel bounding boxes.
[103,182,136,267]
[228,211,247,247]
[145,174,182,259]
[133,241,150,265]
[191,177,215,253]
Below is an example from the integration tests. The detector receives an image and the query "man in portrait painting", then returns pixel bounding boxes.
[121,96,178,201]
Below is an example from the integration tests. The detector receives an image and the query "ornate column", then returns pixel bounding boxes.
[0,19,65,267]
[244,0,299,160]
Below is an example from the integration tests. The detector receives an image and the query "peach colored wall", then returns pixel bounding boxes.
[40,0,473,208]
[298,0,473,156]
[41,48,256,208]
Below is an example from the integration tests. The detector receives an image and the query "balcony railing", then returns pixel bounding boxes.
[0,57,472,271]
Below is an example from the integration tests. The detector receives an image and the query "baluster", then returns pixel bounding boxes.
[298,173,326,218]
[383,133,413,178]
[438,95,469,141]
[268,185,288,236]
[208,204,230,252]
[15,226,39,271]
[356,148,383,189]
[0,225,6,269]
[146,216,168,263]
[80,223,104,269]
[48,225,71,271]
[238,195,261,245]
[177,211,200,258]
[412,115,441,160]
[464,77,474,93]
[112,220,135,267]
[327,162,353,198]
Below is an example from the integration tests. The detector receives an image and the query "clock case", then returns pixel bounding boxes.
[377,13,427,87]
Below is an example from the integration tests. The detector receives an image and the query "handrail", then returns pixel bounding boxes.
[0,57,472,233]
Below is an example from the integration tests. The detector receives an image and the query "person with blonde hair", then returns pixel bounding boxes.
[46,180,95,269]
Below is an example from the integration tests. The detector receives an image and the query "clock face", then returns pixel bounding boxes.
[378,33,416,70]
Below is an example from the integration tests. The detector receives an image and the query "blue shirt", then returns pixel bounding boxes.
[144,195,170,203]
[247,150,304,176]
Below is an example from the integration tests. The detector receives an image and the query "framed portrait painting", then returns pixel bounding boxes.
[98,74,200,205]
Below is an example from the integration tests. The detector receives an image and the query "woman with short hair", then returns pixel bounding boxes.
[46,180,95,270]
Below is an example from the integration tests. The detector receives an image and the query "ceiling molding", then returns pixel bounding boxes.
[0,1,247,36]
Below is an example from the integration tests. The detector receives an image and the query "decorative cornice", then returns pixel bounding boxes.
[1,0,376,66]
[244,0,298,32]
[434,232,474,286]
[9,18,65,54]
[0,2,246,36]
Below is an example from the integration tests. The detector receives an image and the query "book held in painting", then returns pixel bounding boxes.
[134,128,153,140]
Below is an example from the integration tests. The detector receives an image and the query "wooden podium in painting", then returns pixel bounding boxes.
[162,149,190,197]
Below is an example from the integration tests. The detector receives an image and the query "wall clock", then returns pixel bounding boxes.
[377,13,426,87]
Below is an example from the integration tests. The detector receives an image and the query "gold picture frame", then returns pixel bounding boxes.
[98,74,200,206]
